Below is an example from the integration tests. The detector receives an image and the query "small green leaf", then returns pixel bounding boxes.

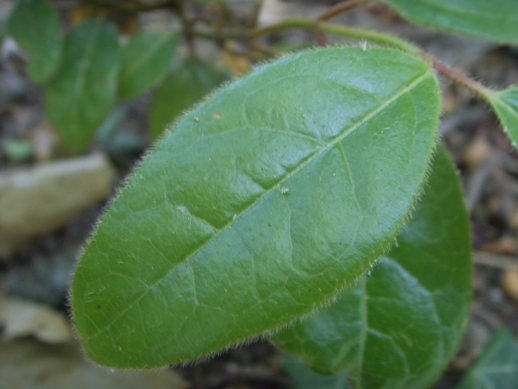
[44,19,120,151]
[7,0,62,83]
[3,139,34,161]
[96,106,127,145]
[71,47,440,368]
[456,327,518,389]
[281,354,350,389]
[149,58,228,140]
[486,87,518,149]
[381,0,518,43]
[118,31,176,99]
[271,146,472,388]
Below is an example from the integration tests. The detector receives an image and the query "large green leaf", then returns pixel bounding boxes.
[381,0,518,43]
[7,0,62,83]
[118,31,176,99]
[44,19,120,151]
[456,327,518,389]
[270,146,472,388]
[486,88,518,150]
[149,58,228,140]
[71,47,440,368]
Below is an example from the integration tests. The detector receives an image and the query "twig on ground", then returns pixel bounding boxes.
[466,157,495,212]
[474,252,518,272]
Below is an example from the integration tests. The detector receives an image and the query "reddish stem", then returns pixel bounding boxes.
[317,0,367,22]
[313,0,366,47]
[429,57,493,98]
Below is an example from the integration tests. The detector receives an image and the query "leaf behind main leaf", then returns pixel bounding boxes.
[7,0,62,83]
[486,87,518,150]
[456,327,518,389]
[382,0,518,44]
[282,354,350,389]
[71,47,440,368]
[117,31,176,99]
[270,146,472,388]
[149,58,229,140]
[44,19,120,151]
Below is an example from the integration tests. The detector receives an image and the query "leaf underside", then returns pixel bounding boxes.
[382,0,518,43]
[71,47,440,368]
[270,146,472,389]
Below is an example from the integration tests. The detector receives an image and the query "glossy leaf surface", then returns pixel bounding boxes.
[487,88,518,150]
[149,58,228,140]
[45,20,120,151]
[382,0,518,43]
[271,146,472,388]
[71,47,440,368]
[7,0,62,83]
[456,327,518,389]
[118,31,176,99]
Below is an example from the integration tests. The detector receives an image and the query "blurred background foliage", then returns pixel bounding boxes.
[4,0,232,152]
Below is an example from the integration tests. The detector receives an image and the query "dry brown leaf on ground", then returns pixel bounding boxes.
[502,269,518,302]
[0,296,71,343]
[0,296,72,343]
[30,119,59,162]
[0,153,116,258]
[479,236,518,255]
[0,338,189,389]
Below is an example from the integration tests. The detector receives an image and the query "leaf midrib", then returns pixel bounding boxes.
[84,69,433,341]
